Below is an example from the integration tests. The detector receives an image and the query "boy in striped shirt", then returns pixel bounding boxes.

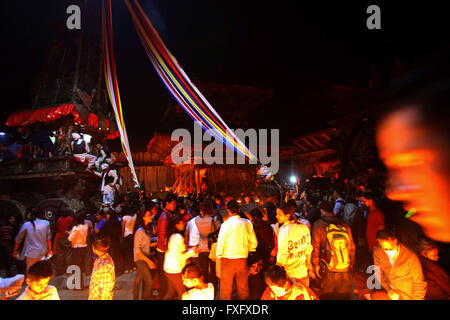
[89,236,115,300]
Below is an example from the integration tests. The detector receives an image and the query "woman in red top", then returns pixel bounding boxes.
[54,207,74,275]
[361,192,385,252]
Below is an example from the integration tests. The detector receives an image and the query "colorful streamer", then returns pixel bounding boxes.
[102,0,139,187]
[124,0,258,163]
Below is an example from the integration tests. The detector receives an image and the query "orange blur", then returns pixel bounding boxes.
[377,106,450,242]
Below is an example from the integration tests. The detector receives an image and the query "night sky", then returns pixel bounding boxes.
[1,1,448,150]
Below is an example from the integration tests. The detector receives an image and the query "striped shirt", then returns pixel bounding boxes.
[156,208,174,252]
[89,253,115,300]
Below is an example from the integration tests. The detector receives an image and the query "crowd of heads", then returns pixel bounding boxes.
[1,138,449,300]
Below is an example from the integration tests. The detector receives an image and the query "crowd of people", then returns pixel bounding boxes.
[0,124,123,208]
[1,180,449,300]
[0,124,115,174]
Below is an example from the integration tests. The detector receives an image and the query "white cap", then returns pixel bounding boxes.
[101,163,110,170]
[72,133,81,139]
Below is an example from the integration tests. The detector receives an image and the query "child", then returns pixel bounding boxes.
[88,236,115,300]
[261,265,318,300]
[16,260,60,300]
[181,263,214,300]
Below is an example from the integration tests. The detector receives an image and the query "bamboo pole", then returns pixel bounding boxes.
[210,167,218,194]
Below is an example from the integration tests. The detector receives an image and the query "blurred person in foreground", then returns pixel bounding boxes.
[376,102,450,242]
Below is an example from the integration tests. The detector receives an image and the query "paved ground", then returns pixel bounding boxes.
[1,271,139,300]
[4,269,359,300]
[50,271,138,300]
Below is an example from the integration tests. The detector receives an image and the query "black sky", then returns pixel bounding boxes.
[1,1,448,150]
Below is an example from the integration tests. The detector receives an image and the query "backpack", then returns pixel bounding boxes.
[323,223,351,272]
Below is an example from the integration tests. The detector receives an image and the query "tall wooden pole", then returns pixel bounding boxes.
[72,0,87,100]
[96,0,105,109]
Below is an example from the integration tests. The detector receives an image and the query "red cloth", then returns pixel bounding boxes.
[4,103,119,140]
[103,119,119,140]
[87,113,99,128]
[55,216,74,239]
[5,103,82,127]
[106,130,119,140]
[156,209,173,252]
[366,209,385,252]
[181,212,192,225]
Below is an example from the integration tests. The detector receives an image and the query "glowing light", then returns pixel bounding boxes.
[290,176,297,184]
[405,208,417,219]
[83,134,92,143]
[0,132,6,136]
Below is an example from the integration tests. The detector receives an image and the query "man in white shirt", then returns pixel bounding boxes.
[216,200,258,300]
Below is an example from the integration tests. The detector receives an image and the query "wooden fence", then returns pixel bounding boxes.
[114,152,257,196]
[113,151,178,193]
